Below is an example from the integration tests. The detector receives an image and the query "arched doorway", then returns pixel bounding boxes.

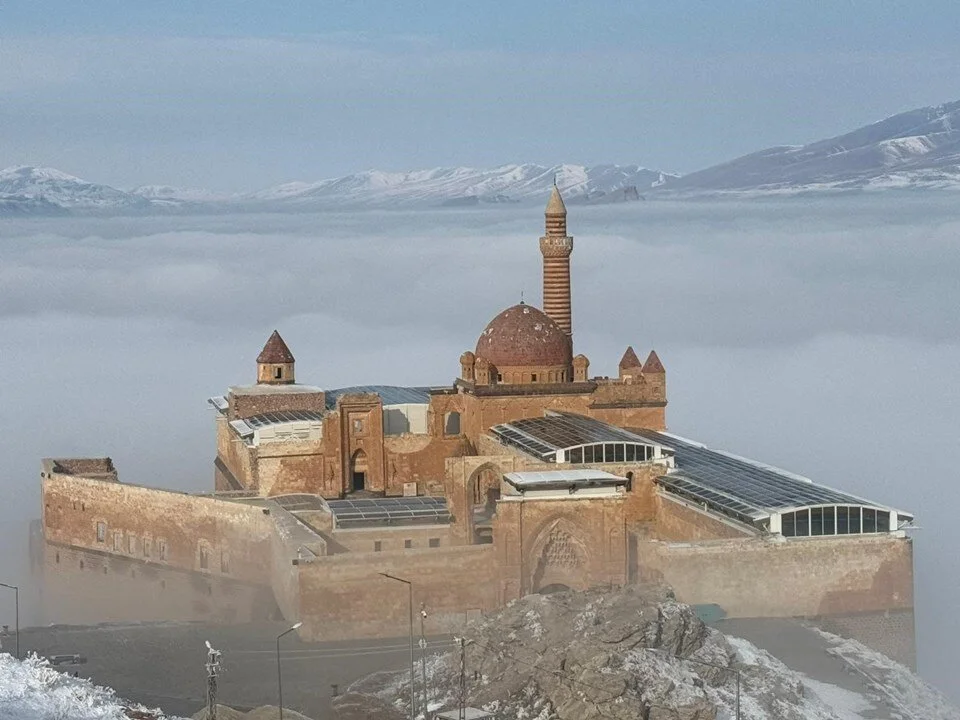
[469,465,502,513]
[350,449,367,492]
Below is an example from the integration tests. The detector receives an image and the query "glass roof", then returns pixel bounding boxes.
[325,385,435,409]
[326,496,451,528]
[633,429,913,525]
[229,410,325,438]
[490,412,657,460]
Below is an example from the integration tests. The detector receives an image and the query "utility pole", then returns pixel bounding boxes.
[204,641,222,720]
[379,573,416,720]
[419,604,429,720]
[0,583,18,660]
[454,637,472,720]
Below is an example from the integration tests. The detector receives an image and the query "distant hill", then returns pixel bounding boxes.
[244,163,673,208]
[0,163,673,215]
[659,100,960,194]
[7,98,960,215]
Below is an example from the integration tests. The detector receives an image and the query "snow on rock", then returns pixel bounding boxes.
[0,652,184,720]
[814,630,960,720]
[334,586,960,720]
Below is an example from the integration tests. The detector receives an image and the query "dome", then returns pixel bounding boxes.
[476,304,572,368]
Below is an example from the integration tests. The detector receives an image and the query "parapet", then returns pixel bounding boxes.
[42,457,118,482]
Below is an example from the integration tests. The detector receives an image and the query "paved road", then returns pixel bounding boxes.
[20,622,453,719]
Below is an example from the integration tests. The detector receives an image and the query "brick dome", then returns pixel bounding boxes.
[476,303,572,368]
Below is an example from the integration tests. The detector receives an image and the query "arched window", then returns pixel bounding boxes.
[444,411,461,436]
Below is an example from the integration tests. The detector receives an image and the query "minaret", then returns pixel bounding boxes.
[539,183,574,338]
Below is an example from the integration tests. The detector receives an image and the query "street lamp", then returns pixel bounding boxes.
[0,583,18,660]
[379,572,416,720]
[276,621,302,720]
[643,648,739,720]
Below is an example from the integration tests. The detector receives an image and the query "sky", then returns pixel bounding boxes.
[2,196,960,698]
[2,1,960,190]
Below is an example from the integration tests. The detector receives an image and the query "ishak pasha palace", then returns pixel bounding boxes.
[35,187,917,666]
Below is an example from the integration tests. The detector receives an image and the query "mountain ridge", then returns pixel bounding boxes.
[6,97,960,215]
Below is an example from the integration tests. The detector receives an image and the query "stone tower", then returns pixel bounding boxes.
[257,330,295,385]
[539,184,574,339]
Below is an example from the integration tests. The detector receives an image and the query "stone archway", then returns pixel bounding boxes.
[529,517,590,594]
[467,463,502,513]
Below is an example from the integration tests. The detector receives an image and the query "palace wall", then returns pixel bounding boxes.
[296,545,499,641]
[656,493,757,541]
[37,543,277,626]
[635,533,916,666]
[39,469,316,625]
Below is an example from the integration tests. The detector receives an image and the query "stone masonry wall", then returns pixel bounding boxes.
[656,493,757,541]
[42,474,276,584]
[38,543,277,626]
[296,545,498,641]
[636,534,913,619]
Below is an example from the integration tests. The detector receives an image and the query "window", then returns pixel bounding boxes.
[877,511,891,532]
[848,507,861,534]
[429,538,440,548]
[274,366,283,380]
[353,418,364,433]
[823,507,835,535]
[374,541,382,552]
[444,412,461,436]
[863,508,877,533]
[795,509,810,536]
[55,552,60,564]
[199,545,209,570]
[781,512,795,537]
[220,550,230,574]
[127,535,136,554]
[569,447,583,464]
[113,531,123,551]
[811,507,823,536]
[496,373,503,382]
[158,539,167,561]
[143,538,151,558]
[96,522,106,543]
[836,506,849,534]
[614,444,625,463]
[625,445,636,462]
[404,539,413,549]
[531,373,537,382]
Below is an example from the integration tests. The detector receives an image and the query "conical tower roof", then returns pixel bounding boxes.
[545,183,566,215]
[642,350,665,374]
[257,330,295,364]
[619,346,642,369]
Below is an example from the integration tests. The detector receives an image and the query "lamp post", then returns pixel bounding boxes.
[276,621,302,720]
[379,572,416,720]
[0,583,18,660]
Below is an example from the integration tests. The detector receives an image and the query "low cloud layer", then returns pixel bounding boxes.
[1,195,958,696]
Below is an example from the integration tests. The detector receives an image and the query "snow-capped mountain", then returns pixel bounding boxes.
[0,166,149,211]
[0,163,670,215]
[129,185,235,203]
[660,100,960,193]
[246,163,672,207]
